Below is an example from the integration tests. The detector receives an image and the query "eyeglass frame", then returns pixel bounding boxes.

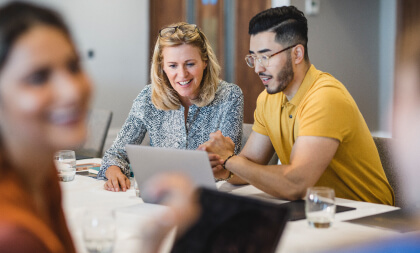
[245,44,298,68]
[159,24,199,38]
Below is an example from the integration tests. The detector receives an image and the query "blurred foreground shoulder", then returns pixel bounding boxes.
[0,222,50,253]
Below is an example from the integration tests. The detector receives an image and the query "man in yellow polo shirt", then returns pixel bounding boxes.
[199,6,394,205]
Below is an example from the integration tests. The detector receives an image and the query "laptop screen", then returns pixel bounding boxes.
[126,145,217,202]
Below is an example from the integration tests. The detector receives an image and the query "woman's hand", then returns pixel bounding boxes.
[104,165,131,192]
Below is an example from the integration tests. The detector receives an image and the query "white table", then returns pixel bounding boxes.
[61,175,401,253]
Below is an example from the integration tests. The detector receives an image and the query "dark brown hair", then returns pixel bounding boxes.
[0,1,72,71]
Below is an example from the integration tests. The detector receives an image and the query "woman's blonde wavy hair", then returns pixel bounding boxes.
[150,22,221,110]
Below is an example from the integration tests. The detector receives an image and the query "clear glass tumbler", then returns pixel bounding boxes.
[305,187,336,228]
[82,210,116,253]
[54,150,76,182]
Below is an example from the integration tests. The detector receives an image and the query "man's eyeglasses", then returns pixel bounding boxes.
[245,44,298,68]
[159,24,199,38]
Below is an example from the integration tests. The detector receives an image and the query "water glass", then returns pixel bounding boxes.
[305,187,336,228]
[82,210,116,253]
[54,150,76,182]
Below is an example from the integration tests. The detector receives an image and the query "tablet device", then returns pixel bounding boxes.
[126,144,217,202]
[280,199,356,221]
[170,188,290,253]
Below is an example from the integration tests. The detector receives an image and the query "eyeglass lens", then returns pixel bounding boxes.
[245,56,267,68]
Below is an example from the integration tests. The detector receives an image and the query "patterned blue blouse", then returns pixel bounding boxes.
[98,80,244,179]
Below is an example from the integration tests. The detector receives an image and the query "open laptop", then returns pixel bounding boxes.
[126,144,217,201]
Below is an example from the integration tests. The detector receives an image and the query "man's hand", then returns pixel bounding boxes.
[198,130,236,180]
[104,165,131,192]
[204,153,231,180]
[198,130,235,161]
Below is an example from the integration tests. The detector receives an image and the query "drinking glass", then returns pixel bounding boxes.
[54,150,76,182]
[305,187,336,228]
[82,210,116,253]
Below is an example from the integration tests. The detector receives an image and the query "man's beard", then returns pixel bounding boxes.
[267,54,294,94]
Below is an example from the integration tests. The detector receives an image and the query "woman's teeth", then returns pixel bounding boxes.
[179,80,192,86]
[50,109,79,125]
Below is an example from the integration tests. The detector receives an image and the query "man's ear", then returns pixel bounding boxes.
[293,45,305,64]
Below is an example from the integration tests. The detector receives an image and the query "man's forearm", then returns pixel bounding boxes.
[225,155,306,200]
[226,172,248,185]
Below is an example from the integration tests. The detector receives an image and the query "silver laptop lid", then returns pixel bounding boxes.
[126,144,217,201]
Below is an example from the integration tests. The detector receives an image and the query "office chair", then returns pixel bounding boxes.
[75,109,113,159]
[373,136,406,207]
[242,123,279,165]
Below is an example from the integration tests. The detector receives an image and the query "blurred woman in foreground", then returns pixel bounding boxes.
[0,2,91,252]
[393,24,420,214]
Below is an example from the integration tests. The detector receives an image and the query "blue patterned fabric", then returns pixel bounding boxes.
[98,80,244,179]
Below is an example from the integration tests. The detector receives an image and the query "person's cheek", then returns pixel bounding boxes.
[16,91,44,115]
[81,76,93,107]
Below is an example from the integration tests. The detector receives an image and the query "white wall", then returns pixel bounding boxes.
[0,0,150,130]
[378,0,396,135]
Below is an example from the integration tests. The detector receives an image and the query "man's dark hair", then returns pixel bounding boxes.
[249,6,309,60]
[0,1,72,71]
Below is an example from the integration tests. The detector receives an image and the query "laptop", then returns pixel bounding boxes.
[126,144,217,201]
[171,187,290,253]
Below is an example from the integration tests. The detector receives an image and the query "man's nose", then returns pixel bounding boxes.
[254,60,265,74]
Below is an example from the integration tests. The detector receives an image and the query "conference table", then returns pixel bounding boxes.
[61,167,405,253]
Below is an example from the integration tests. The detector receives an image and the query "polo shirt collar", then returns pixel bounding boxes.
[288,64,318,106]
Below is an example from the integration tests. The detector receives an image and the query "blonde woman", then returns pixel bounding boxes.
[99,22,244,192]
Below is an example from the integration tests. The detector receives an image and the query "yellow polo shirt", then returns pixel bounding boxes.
[253,65,394,205]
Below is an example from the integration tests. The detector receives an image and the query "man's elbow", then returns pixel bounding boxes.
[272,184,307,201]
